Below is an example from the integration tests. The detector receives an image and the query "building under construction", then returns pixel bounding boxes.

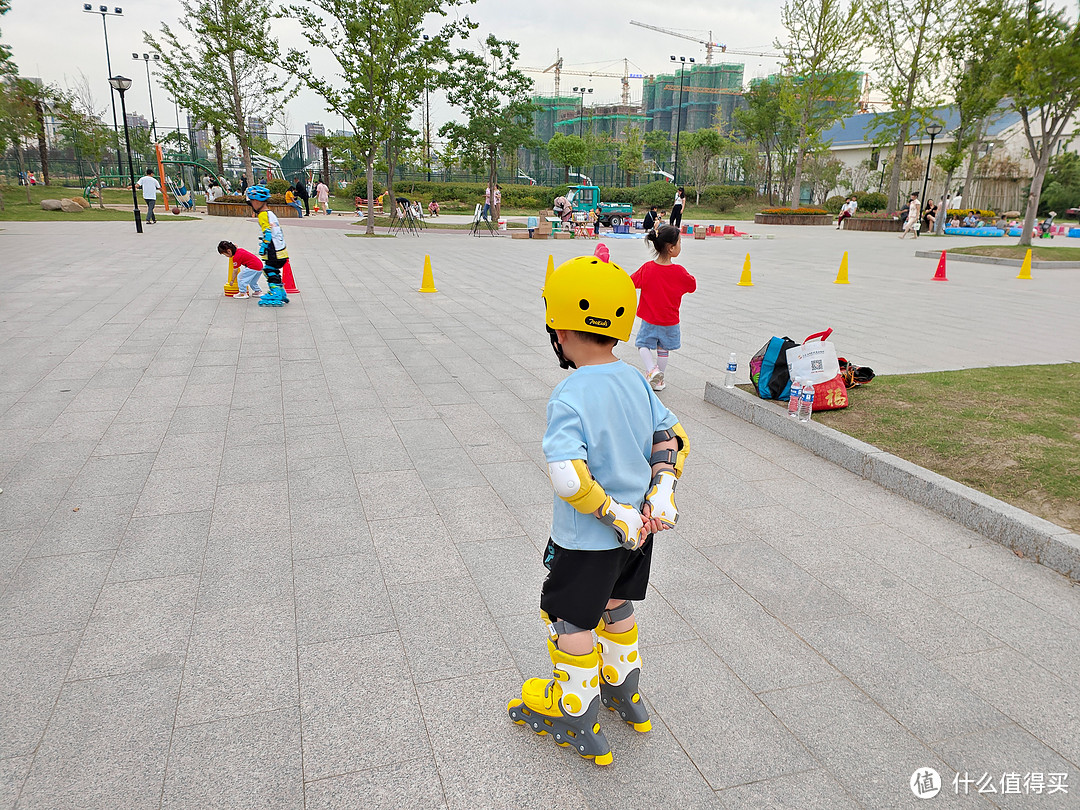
[641,62,746,137]
[552,103,650,140]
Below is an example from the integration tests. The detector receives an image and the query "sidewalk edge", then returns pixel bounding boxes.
[703,382,1079,580]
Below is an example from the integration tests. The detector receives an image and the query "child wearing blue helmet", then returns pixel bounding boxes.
[245,184,290,307]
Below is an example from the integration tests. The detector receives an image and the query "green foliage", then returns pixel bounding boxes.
[993,0,1080,242]
[855,191,887,212]
[825,194,847,213]
[617,126,645,185]
[146,0,293,183]
[440,35,538,191]
[345,178,386,200]
[643,130,671,162]
[266,178,292,194]
[1037,152,1080,215]
[0,0,14,76]
[546,133,589,181]
[735,80,800,204]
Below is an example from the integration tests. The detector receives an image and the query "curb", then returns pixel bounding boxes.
[703,383,1080,580]
[913,250,1080,269]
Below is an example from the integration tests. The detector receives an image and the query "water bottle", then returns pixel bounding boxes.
[788,378,802,418]
[724,352,737,388]
[797,378,815,422]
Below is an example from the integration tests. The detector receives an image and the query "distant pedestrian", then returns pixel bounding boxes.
[642,205,659,231]
[633,224,697,391]
[669,187,686,228]
[315,178,330,214]
[292,175,310,215]
[135,169,161,224]
[899,193,920,239]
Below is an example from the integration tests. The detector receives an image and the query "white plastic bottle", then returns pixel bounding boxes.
[724,352,737,388]
[797,378,815,422]
[788,378,803,418]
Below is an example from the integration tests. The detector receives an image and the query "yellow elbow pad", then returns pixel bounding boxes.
[671,421,690,477]
[652,421,691,478]
[548,459,609,514]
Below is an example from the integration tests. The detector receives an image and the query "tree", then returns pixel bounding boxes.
[839,158,873,192]
[643,129,671,166]
[931,4,1003,232]
[683,128,725,202]
[617,125,645,185]
[0,0,14,76]
[735,80,799,204]
[54,81,115,207]
[865,0,958,210]
[1039,151,1080,217]
[547,133,588,182]
[146,0,292,185]
[777,0,865,207]
[440,34,537,217]
[804,151,844,202]
[993,0,1080,245]
[285,0,470,234]
[0,78,38,205]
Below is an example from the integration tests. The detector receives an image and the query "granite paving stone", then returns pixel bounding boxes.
[3,220,1079,808]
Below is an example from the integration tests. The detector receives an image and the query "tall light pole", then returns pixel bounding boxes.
[670,55,695,185]
[132,53,161,142]
[421,34,432,182]
[83,4,124,179]
[572,86,593,139]
[109,75,142,234]
[919,123,944,218]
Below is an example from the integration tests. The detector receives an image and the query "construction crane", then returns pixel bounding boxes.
[522,51,645,105]
[629,20,781,63]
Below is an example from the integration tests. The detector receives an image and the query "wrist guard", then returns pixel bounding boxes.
[645,470,679,528]
[598,496,646,551]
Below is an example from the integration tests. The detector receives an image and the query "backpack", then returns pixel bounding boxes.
[749,336,799,400]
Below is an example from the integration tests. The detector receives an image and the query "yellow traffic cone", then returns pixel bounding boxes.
[834,251,850,284]
[737,254,754,286]
[1016,249,1033,280]
[542,254,555,294]
[419,255,438,293]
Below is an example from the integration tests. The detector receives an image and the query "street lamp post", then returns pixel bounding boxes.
[422,34,432,182]
[83,4,124,180]
[919,123,944,220]
[670,55,695,185]
[572,86,593,139]
[132,53,161,141]
[109,75,143,234]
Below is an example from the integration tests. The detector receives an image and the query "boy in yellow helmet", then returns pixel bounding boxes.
[508,250,690,765]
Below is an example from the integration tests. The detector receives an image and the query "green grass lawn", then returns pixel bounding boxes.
[813,364,1080,533]
[0,185,198,222]
[949,245,1080,261]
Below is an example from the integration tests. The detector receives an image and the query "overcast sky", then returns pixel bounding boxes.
[5,0,787,136]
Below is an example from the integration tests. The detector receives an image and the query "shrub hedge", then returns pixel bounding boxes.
[335,178,755,212]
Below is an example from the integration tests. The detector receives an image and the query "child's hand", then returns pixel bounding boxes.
[641,503,668,535]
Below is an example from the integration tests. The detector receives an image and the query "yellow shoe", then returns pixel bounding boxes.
[508,639,612,764]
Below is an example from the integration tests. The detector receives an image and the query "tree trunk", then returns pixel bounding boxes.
[887,130,908,214]
[16,147,31,203]
[365,154,375,235]
[0,185,5,211]
[227,52,253,184]
[961,118,985,211]
[322,147,331,190]
[1019,156,1049,247]
[33,98,50,186]
[765,147,774,205]
[790,119,809,208]
[213,126,224,174]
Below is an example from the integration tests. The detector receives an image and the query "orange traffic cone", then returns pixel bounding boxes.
[737,254,754,286]
[282,259,300,295]
[932,251,948,281]
[419,255,438,293]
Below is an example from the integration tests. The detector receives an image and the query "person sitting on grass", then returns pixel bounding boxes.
[428,200,440,217]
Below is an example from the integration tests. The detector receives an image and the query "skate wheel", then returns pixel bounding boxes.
[632,720,652,733]
[593,752,613,766]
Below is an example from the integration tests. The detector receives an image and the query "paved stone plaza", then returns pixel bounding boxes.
[1,217,1078,809]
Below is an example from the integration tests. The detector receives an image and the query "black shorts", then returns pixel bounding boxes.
[539,537,653,631]
[264,255,286,270]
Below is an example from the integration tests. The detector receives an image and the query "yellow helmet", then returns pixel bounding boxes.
[543,255,637,342]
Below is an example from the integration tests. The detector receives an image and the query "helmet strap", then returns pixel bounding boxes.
[547,326,576,370]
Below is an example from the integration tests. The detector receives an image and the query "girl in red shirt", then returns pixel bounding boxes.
[631,225,697,391]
